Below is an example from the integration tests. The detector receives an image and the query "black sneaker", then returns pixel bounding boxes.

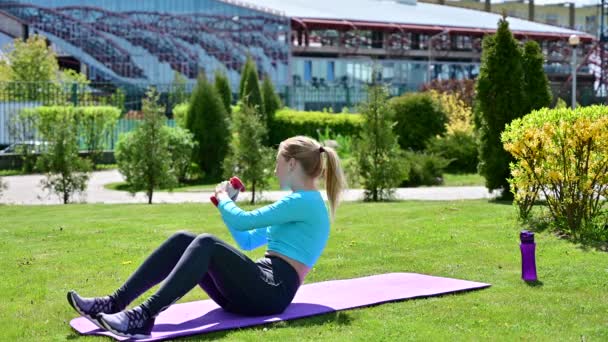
[67,290,122,328]
[98,306,155,339]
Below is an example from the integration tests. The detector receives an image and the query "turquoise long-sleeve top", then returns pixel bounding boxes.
[217,190,330,268]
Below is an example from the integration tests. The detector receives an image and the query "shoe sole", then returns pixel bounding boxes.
[66,291,104,330]
[98,315,151,339]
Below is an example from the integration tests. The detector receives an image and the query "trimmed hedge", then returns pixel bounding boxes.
[269,108,363,146]
[173,105,363,146]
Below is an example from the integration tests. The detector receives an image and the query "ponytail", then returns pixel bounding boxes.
[322,146,347,221]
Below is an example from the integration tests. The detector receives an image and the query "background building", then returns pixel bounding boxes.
[0,0,597,111]
[420,0,603,36]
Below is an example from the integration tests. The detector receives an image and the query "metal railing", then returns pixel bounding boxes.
[0,80,422,148]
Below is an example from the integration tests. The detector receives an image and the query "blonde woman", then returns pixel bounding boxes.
[67,136,347,338]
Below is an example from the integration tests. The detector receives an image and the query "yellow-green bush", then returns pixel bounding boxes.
[172,103,189,128]
[428,90,474,135]
[502,105,608,239]
[426,90,478,173]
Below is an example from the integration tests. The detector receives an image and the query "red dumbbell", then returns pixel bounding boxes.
[210,176,246,206]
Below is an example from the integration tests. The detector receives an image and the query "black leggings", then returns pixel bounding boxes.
[111,231,301,317]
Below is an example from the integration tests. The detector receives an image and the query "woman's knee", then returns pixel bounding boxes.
[170,230,197,245]
[192,233,220,248]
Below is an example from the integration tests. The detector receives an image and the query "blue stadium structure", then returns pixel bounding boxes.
[0,0,290,89]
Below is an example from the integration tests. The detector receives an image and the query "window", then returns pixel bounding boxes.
[327,61,335,82]
[586,15,597,34]
[304,60,312,82]
[545,14,560,27]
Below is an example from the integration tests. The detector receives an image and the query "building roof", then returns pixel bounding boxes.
[232,0,593,39]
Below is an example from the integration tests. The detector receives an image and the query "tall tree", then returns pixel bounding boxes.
[3,35,58,83]
[239,57,264,116]
[238,57,253,100]
[261,74,281,139]
[215,70,232,115]
[522,40,552,114]
[0,34,59,101]
[475,17,526,198]
[169,72,189,108]
[186,72,230,181]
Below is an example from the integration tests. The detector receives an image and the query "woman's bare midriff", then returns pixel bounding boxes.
[265,250,309,284]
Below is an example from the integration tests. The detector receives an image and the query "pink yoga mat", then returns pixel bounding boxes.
[70,273,490,341]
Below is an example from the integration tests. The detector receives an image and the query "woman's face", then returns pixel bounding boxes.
[275,151,293,190]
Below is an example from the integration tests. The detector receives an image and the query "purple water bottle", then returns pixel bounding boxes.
[520,230,537,281]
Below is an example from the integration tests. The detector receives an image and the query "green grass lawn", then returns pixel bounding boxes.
[442,173,485,186]
[1,200,606,341]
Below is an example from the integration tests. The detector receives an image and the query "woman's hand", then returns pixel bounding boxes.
[214,181,230,201]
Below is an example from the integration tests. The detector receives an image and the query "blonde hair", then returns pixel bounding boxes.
[279,135,347,220]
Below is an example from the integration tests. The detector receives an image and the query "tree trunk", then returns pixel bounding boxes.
[148,189,153,204]
[251,181,256,204]
[63,176,69,204]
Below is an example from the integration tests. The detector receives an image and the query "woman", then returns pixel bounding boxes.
[67,136,347,339]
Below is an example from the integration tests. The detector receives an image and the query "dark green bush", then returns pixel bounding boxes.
[401,151,450,187]
[425,131,478,174]
[390,92,447,151]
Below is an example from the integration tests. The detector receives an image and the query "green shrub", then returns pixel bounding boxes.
[390,92,447,151]
[16,105,119,171]
[9,108,40,173]
[223,104,275,204]
[316,126,359,188]
[168,72,188,110]
[34,106,92,204]
[0,177,5,197]
[164,126,197,182]
[316,126,353,160]
[354,83,407,201]
[420,79,476,108]
[401,151,450,187]
[426,131,478,174]
[271,109,363,147]
[172,103,188,128]
[503,105,608,241]
[115,88,176,204]
[78,106,121,168]
[424,90,478,174]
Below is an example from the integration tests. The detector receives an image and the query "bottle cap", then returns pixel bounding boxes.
[520,230,535,243]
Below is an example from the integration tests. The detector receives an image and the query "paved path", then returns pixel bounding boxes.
[0,170,499,205]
